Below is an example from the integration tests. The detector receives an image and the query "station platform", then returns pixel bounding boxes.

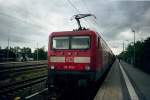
[121,61,150,100]
[94,60,150,100]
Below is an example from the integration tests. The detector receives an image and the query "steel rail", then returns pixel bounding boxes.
[0,60,48,99]
[0,65,47,73]
[0,60,47,65]
[0,62,47,70]
[0,75,47,94]
[0,64,47,81]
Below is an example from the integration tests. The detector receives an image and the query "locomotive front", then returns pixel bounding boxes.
[47,14,98,88]
[48,31,97,87]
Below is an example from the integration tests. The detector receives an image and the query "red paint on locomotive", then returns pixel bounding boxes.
[47,29,114,87]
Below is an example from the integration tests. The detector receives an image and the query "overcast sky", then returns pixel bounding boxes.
[0,0,150,55]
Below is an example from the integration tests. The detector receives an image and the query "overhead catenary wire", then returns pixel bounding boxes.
[81,0,91,13]
[69,0,101,31]
[67,0,80,13]
[66,0,93,28]
[67,0,113,52]
[79,0,103,32]
[80,0,113,49]
[0,11,50,50]
[0,11,49,32]
[73,0,103,35]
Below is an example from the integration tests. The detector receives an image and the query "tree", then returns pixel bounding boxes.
[141,37,150,73]
[33,47,47,60]
[118,37,150,73]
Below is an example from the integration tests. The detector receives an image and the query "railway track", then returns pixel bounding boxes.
[0,75,47,94]
[0,60,112,100]
[0,60,47,68]
[0,60,47,80]
[0,60,48,99]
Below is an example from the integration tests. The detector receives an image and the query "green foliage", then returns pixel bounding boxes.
[141,38,150,72]
[118,37,150,73]
[0,46,47,61]
[33,47,47,60]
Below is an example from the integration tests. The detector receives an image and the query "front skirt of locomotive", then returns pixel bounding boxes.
[48,70,96,87]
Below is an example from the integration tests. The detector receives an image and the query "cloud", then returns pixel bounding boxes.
[81,1,150,54]
[0,0,150,54]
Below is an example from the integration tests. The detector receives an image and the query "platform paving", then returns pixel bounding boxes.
[121,61,150,100]
[94,60,124,100]
[94,60,150,100]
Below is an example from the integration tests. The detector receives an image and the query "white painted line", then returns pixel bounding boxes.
[119,63,139,100]
[25,88,48,99]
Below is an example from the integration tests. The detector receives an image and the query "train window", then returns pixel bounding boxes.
[52,37,69,49]
[71,36,90,49]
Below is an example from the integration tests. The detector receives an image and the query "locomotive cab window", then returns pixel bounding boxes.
[52,37,69,49]
[52,36,90,50]
[71,36,90,49]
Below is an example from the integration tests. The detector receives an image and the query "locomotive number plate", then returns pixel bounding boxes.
[65,57,74,62]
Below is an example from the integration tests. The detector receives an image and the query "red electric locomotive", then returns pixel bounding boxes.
[47,14,115,88]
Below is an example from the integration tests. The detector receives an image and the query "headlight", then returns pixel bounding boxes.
[50,65,55,70]
[85,65,90,71]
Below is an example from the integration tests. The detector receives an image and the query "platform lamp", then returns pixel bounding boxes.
[132,29,135,65]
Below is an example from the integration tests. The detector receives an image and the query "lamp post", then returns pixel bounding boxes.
[123,41,124,53]
[37,43,39,61]
[132,29,135,65]
[7,38,10,61]
[125,40,130,62]
[125,40,129,50]
[123,41,125,60]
